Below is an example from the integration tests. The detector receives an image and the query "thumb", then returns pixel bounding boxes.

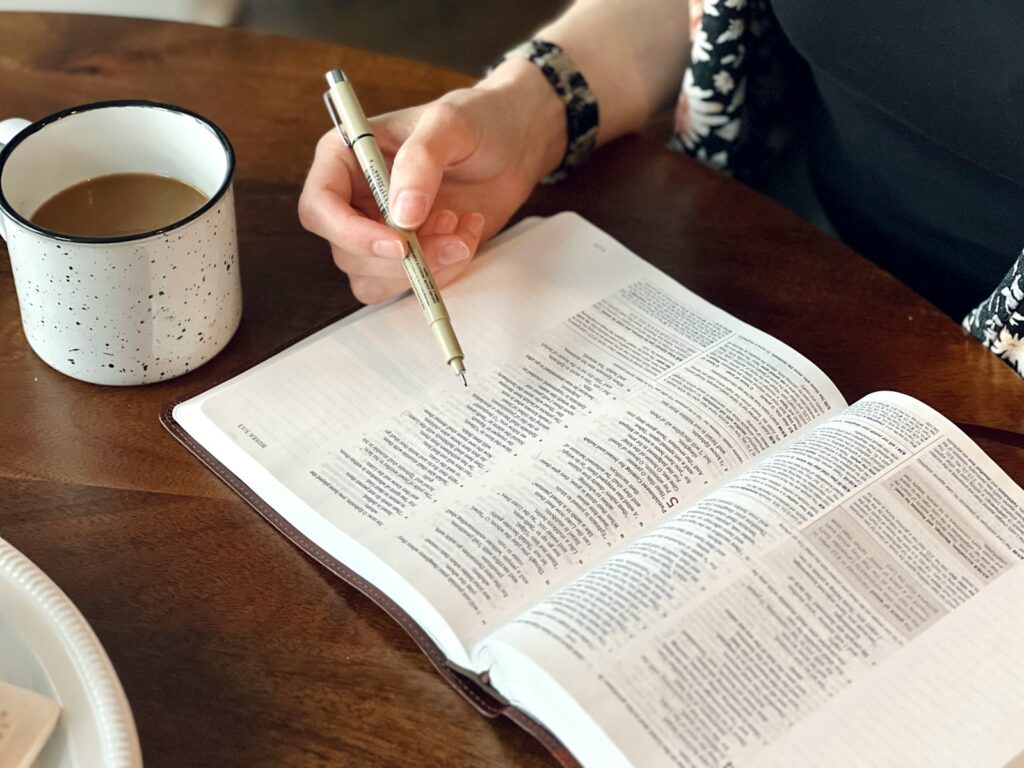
[388,102,475,229]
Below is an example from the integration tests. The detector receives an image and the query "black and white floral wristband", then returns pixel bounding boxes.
[490,40,599,184]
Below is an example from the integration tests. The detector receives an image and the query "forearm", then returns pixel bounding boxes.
[474,0,690,183]
[539,0,690,144]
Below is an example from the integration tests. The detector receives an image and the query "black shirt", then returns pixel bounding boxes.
[771,0,1024,317]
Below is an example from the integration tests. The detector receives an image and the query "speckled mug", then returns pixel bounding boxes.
[0,101,242,385]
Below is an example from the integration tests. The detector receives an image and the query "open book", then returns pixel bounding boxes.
[165,214,1024,768]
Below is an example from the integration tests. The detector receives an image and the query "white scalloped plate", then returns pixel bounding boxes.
[0,537,142,768]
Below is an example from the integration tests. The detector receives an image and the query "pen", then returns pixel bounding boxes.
[323,68,468,386]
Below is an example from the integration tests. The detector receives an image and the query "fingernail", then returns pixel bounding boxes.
[372,239,406,259]
[438,240,471,265]
[435,210,458,235]
[465,212,484,239]
[392,190,428,228]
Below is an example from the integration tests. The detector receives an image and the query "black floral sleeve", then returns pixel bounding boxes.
[963,252,1024,376]
[669,0,810,177]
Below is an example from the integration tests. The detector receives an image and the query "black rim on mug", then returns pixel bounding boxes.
[0,99,236,245]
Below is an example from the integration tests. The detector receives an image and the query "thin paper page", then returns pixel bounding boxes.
[481,392,1024,767]
[194,213,653,473]
[749,563,1024,768]
[176,213,844,661]
[371,322,845,648]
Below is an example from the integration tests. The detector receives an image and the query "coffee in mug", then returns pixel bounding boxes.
[31,172,209,238]
[0,100,242,385]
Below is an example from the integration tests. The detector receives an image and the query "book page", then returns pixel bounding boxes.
[481,392,1024,767]
[175,213,844,666]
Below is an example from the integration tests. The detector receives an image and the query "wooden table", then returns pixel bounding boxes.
[1,12,1021,768]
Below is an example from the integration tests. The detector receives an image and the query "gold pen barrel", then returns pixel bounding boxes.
[403,232,465,370]
[324,72,467,381]
[325,74,395,219]
[431,318,465,371]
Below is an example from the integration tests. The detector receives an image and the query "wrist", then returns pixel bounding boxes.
[476,58,566,185]
[482,41,599,184]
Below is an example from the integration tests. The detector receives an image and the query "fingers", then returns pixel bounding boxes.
[423,208,458,236]
[341,211,486,304]
[300,114,487,305]
[433,211,484,266]
[388,102,477,229]
[420,211,484,270]
[300,128,477,268]
[348,275,411,305]
[298,131,405,256]
[348,258,475,305]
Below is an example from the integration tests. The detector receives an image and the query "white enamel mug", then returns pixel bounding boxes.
[0,101,242,385]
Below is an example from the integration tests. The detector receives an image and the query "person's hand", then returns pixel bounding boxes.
[299,64,564,304]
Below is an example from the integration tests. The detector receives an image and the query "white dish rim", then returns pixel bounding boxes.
[0,535,143,767]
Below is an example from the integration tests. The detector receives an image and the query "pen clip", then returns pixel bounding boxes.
[323,89,351,148]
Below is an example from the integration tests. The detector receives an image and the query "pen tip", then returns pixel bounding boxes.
[459,372,468,387]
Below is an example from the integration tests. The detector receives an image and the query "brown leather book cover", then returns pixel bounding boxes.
[160,322,581,768]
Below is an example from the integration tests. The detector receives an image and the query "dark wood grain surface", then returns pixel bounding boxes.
[1,12,1021,768]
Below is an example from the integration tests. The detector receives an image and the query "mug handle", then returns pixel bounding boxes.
[0,118,31,241]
